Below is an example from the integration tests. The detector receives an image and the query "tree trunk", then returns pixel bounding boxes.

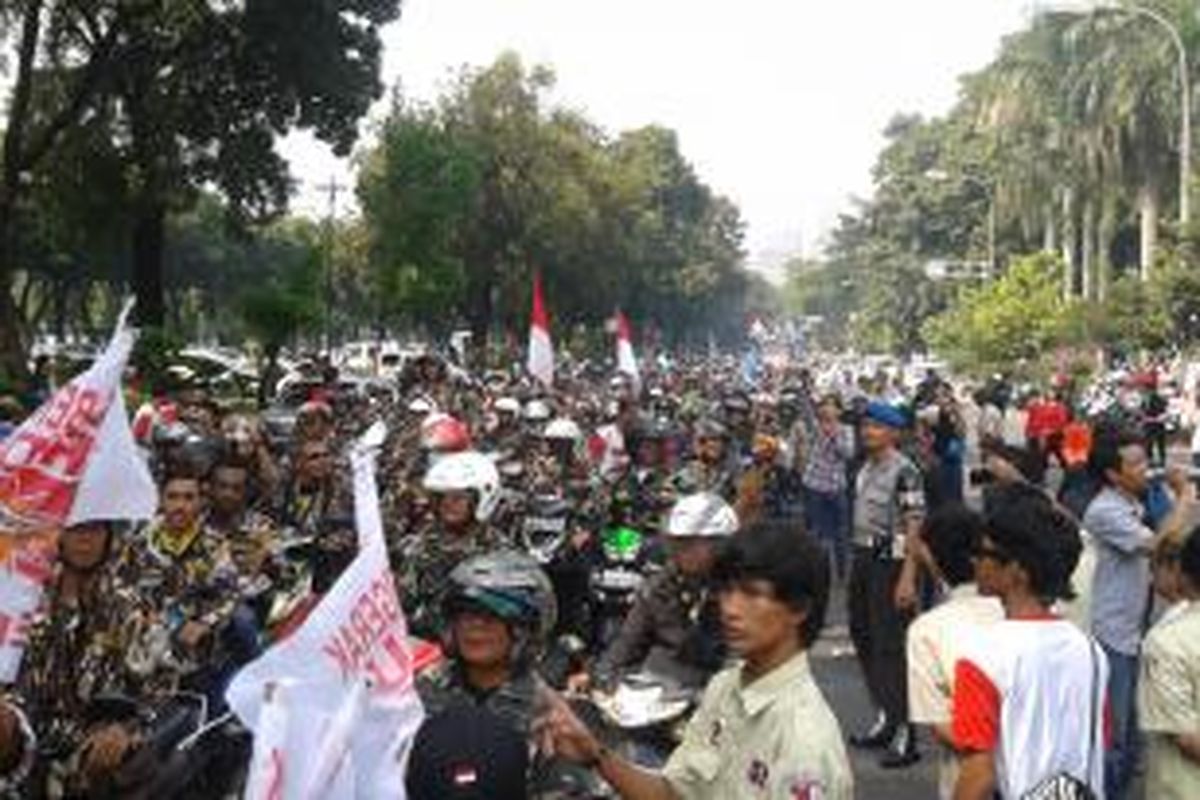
[1061,187,1077,298]
[1043,199,1058,254]
[1098,194,1116,303]
[0,0,46,383]
[1081,198,1096,301]
[1138,180,1159,282]
[132,201,167,329]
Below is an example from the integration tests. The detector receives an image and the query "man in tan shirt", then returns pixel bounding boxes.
[1139,528,1200,800]
[905,505,1003,800]
[537,522,853,799]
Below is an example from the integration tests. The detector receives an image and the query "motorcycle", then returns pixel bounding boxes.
[589,669,698,769]
[82,691,249,800]
[589,525,652,650]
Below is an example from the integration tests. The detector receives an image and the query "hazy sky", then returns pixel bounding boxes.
[283,0,1037,273]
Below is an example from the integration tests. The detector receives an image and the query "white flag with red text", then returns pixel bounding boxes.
[527,272,554,387]
[227,423,424,800]
[0,299,156,532]
[0,299,156,681]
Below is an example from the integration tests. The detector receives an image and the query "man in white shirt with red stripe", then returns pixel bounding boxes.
[950,484,1108,800]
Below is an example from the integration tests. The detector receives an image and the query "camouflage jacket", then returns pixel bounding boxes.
[393,525,498,640]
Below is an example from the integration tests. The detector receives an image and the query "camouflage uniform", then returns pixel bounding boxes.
[669,460,739,504]
[115,520,244,685]
[15,568,160,798]
[416,662,600,799]
[594,564,725,690]
[394,525,497,640]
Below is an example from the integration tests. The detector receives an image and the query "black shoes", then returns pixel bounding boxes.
[879,724,921,769]
[848,712,894,749]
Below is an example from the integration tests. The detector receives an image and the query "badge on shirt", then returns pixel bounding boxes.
[451,763,478,786]
[786,772,825,800]
[708,717,724,746]
[747,758,769,789]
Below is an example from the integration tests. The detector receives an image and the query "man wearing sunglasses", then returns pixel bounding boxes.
[951,484,1106,800]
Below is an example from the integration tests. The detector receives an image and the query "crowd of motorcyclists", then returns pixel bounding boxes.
[0,345,1196,799]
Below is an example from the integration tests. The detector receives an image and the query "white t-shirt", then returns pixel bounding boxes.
[907,584,1004,800]
[951,616,1108,799]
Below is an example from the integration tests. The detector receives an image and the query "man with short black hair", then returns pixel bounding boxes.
[1084,430,1195,799]
[537,522,853,799]
[905,505,1003,799]
[952,484,1106,800]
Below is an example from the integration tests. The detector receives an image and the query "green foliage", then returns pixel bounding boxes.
[358,53,749,345]
[924,253,1072,373]
[239,220,324,354]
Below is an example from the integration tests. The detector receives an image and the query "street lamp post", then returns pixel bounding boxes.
[1113,3,1191,226]
[1047,2,1192,226]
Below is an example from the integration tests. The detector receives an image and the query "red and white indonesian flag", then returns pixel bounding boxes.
[526,272,554,387]
[615,309,640,391]
[0,300,156,533]
[228,423,424,800]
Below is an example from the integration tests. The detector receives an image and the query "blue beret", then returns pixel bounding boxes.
[864,401,907,430]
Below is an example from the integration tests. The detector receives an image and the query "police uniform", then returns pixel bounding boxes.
[848,447,925,733]
[594,565,724,690]
[662,651,853,800]
[1139,600,1200,800]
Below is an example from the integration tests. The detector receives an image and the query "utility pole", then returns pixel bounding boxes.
[315,176,347,355]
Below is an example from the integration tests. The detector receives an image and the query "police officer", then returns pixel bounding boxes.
[407,551,598,799]
[846,401,926,768]
[590,493,735,691]
[397,450,504,639]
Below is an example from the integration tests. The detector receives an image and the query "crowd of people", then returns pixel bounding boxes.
[0,347,1196,799]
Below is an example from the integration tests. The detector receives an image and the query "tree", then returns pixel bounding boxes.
[0,0,403,380]
[359,53,748,346]
[924,253,1073,375]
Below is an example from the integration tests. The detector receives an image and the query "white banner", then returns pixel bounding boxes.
[227,423,424,800]
[0,533,55,681]
[0,299,156,531]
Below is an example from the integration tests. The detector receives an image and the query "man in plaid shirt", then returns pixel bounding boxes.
[802,395,856,580]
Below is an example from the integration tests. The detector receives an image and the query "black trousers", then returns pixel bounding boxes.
[847,546,913,725]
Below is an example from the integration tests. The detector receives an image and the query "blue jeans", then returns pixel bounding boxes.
[1101,642,1139,800]
[804,486,848,578]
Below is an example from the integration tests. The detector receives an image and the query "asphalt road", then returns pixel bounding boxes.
[810,578,938,800]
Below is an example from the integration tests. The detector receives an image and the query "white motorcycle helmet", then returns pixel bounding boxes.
[666,493,739,538]
[542,417,583,443]
[523,399,552,423]
[494,396,521,416]
[423,451,502,522]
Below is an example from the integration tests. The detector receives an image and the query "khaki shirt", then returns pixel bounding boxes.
[906,584,1004,800]
[663,652,853,800]
[1139,601,1200,800]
